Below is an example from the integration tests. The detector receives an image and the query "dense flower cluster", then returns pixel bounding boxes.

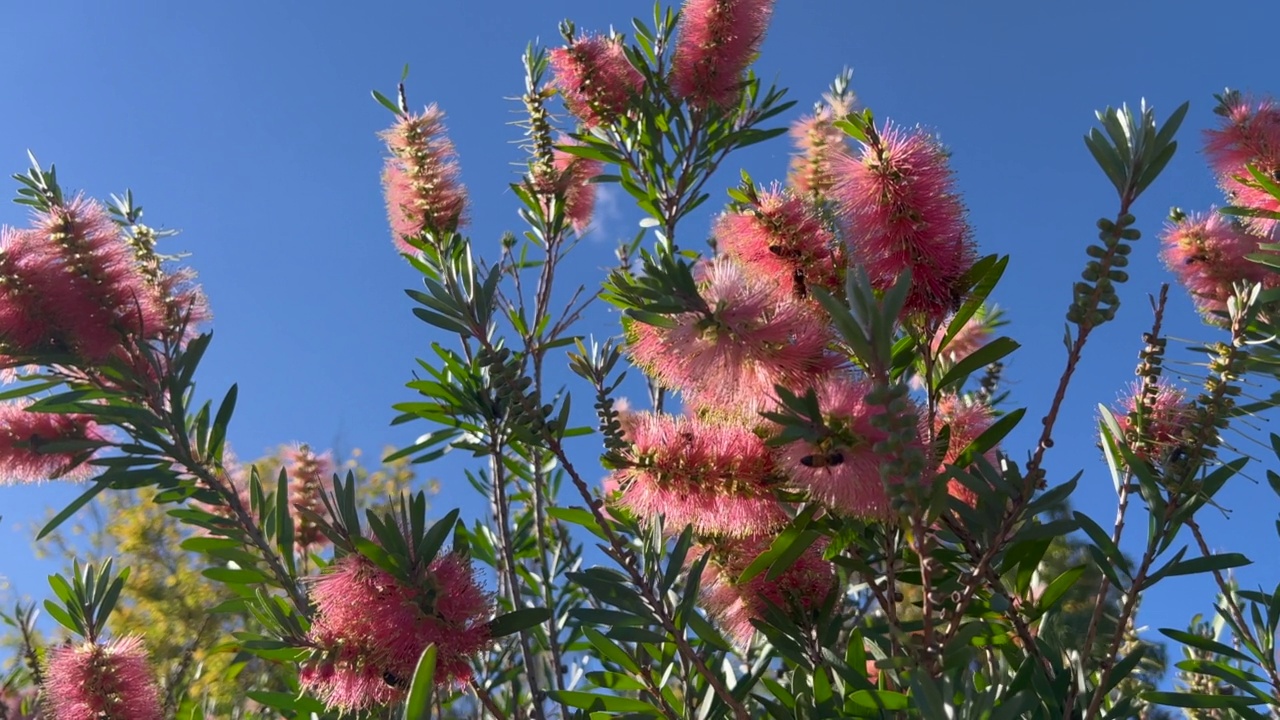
[0,198,203,368]
[671,0,776,109]
[381,106,468,251]
[697,535,835,645]
[286,444,335,551]
[1203,94,1280,236]
[1112,379,1195,464]
[43,636,163,720]
[548,34,644,127]
[301,553,493,711]
[0,402,104,485]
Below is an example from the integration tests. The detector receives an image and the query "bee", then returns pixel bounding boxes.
[792,267,808,299]
[800,451,845,468]
[1184,254,1208,265]
[383,671,405,688]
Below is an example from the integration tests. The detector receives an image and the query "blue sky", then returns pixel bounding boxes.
[3,0,1280,681]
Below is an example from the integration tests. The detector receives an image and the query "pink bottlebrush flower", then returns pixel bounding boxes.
[0,402,103,484]
[697,535,835,646]
[1111,379,1194,463]
[381,106,468,251]
[34,197,167,362]
[1160,211,1271,316]
[788,95,855,197]
[549,142,603,234]
[833,122,977,322]
[776,375,909,519]
[715,189,842,298]
[931,394,996,508]
[285,445,335,551]
[548,35,644,127]
[303,553,492,711]
[671,0,775,109]
[626,256,835,416]
[608,412,786,537]
[0,227,61,362]
[158,266,211,342]
[43,636,163,720]
[1203,95,1280,235]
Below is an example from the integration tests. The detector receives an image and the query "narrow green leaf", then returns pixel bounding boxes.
[487,607,550,638]
[401,644,437,720]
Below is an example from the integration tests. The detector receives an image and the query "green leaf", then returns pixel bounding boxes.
[43,599,84,635]
[371,89,401,115]
[547,690,662,714]
[938,337,1020,389]
[1143,691,1267,709]
[417,508,460,566]
[401,644,437,720]
[1036,565,1086,613]
[1165,553,1251,578]
[38,476,113,540]
[737,505,817,584]
[487,607,550,638]
[207,384,238,460]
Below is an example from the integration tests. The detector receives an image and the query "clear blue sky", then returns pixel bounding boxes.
[2,0,1279,677]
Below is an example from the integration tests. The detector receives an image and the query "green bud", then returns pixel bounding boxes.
[1109,270,1129,283]
[1120,228,1141,240]
[1111,255,1128,268]
[1118,213,1136,226]
[1086,245,1107,258]
[1096,218,1115,231]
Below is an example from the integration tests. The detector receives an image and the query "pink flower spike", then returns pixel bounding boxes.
[285,445,336,551]
[932,394,997,508]
[303,553,492,711]
[1203,94,1280,235]
[609,412,786,537]
[625,256,835,416]
[1160,210,1271,317]
[381,106,468,251]
[0,227,60,362]
[776,374,912,519]
[714,189,841,297]
[549,35,644,127]
[0,401,103,485]
[833,122,977,322]
[697,535,835,646]
[671,0,776,109]
[43,636,163,720]
[1111,379,1194,464]
[33,197,167,362]
[548,141,604,234]
[789,94,855,198]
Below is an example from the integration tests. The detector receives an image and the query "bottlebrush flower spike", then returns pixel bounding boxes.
[625,256,834,416]
[671,0,775,109]
[0,227,60,362]
[1203,94,1280,235]
[697,535,835,646]
[789,94,855,198]
[43,636,163,720]
[714,189,842,298]
[1161,210,1271,316]
[777,375,912,518]
[34,197,167,362]
[548,34,643,127]
[0,401,103,484]
[547,141,603,234]
[608,412,786,537]
[833,122,976,322]
[1112,379,1194,464]
[285,444,335,551]
[381,106,468,251]
[932,394,996,507]
[303,553,492,711]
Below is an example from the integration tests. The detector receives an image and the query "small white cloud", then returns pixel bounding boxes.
[586,184,623,242]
